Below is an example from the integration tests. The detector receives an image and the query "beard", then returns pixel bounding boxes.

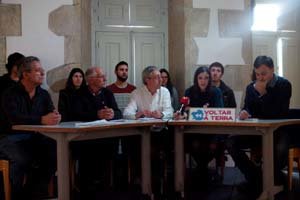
[117,74,128,82]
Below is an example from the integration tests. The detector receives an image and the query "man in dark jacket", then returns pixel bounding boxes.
[0,56,61,200]
[226,56,292,198]
[209,62,236,108]
[83,66,122,120]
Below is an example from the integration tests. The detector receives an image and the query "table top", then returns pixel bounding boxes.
[168,118,300,127]
[12,118,300,133]
[12,119,167,133]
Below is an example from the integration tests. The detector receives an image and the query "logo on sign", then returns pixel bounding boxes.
[189,108,236,122]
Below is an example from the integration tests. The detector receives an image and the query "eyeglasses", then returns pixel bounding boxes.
[90,75,105,79]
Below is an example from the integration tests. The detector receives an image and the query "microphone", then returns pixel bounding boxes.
[178,96,190,114]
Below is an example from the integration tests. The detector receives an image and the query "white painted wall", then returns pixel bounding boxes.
[193,0,245,66]
[3,0,72,75]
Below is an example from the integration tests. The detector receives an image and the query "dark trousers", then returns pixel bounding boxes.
[0,133,56,200]
[225,126,299,194]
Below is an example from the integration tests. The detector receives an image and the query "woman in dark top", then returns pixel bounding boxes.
[58,68,86,122]
[184,66,224,187]
[160,68,180,110]
[185,66,223,108]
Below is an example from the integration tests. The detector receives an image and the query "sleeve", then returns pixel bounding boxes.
[172,87,180,111]
[214,88,224,108]
[123,91,138,119]
[227,89,237,108]
[106,90,122,120]
[58,90,69,122]
[161,88,174,119]
[261,80,292,118]
[242,85,256,115]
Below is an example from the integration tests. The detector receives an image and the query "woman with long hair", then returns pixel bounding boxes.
[184,66,224,188]
[58,68,87,121]
[160,68,180,110]
[185,66,223,108]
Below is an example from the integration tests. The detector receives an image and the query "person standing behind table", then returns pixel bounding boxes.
[209,62,237,179]
[160,68,180,111]
[209,62,236,108]
[107,61,136,93]
[58,68,87,122]
[107,61,136,113]
[226,55,292,199]
[0,52,25,97]
[0,56,61,200]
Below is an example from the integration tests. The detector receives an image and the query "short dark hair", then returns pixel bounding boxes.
[115,61,128,71]
[19,56,40,80]
[5,52,25,74]
[209,62,224,74]
[253,56,274,69]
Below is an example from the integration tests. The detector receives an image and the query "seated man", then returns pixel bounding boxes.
[123,66,173,119]
[123,66,173,196]
[226,55,292,198]
[79,66,122,121]
[107,61,136,113]
[0,56,61,200]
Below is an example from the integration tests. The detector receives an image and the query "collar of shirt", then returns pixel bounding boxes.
[142,85,160,96]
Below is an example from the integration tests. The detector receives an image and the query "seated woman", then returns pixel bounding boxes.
[183,66,224,189]
[185,66,223,108]
[160,68,180,111]
[58,68,87,122]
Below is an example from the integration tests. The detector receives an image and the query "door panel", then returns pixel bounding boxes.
[133,32,165,87]
[282,38,300,108]
[95,32,130,85]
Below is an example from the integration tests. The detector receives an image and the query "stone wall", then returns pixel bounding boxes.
[0,3,21,75]
[169,0,253,97]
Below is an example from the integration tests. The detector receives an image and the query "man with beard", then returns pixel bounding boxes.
[107,61,136,112]
[107,61,136,93]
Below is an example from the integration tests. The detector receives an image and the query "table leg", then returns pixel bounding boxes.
[56,133,70,200]
[259,128,282,200]
[141,130,152,199]
[175,127,184,199]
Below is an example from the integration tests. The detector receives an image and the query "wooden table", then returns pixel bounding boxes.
[13,120,167,200]
[168,119,300,200]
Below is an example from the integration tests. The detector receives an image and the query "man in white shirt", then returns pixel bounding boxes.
[123,66,173,119]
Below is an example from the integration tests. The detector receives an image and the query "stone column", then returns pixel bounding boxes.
[47,0,92,106]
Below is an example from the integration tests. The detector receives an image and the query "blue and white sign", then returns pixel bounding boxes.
[188,108,236,122]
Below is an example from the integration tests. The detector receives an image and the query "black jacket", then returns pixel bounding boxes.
[0,83,55,134]
[0,73,18,98]
[58,86,122,122]
[218,80,237,108]
[243,75,291,119]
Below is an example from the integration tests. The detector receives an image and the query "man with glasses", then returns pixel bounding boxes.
[75,66,122,121]
[123,66,173,119]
